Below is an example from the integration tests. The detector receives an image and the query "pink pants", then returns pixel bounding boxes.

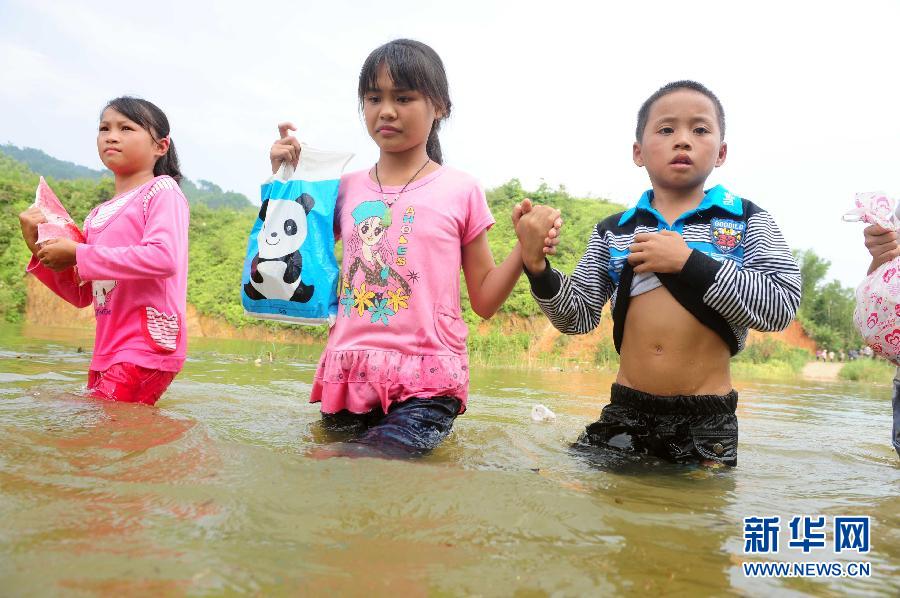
[86,363,177,406]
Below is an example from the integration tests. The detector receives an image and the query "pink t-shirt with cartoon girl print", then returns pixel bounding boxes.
[27,175,189,372]
[311,166,494,414]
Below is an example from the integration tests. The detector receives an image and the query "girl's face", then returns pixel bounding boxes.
[357,216,386,246]
[363,63,443,156]
[97,108,168,176]
[632,90,727,194]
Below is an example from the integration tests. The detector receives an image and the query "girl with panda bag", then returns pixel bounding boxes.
[18,97,189,406]
[269,39,561,457]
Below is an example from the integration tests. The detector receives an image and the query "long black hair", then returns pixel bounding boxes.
[358,39,451,165]
[635,80,726,142]
[102,96,183,184]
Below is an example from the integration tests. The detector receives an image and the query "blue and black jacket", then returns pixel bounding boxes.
[525,185,802,355]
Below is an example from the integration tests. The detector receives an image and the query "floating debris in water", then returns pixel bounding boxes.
[531,404,556,422]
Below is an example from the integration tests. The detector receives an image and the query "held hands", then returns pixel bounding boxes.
[513,199,563,273]
[863,224,899,274]
[269,122,302,174]
[627,231,692,274]
[19,206,46,256]
[36,238,78,271]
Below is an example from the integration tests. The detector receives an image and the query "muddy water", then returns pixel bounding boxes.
[0,324,897,596]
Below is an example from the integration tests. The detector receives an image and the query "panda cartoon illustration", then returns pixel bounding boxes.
[243,192,316,303]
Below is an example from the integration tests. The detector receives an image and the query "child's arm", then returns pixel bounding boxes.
[462,201,561,319]
[519,214,615,335]
[672,210,800,331]
[21,207,93,308]
[462,235,523,319]
[863,224,899,274]
[74,187,189,282]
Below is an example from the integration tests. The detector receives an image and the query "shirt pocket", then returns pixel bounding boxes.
[140,306,181,353]
[433,304,468,354]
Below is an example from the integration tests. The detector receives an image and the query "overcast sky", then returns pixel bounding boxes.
[2,0,897,287]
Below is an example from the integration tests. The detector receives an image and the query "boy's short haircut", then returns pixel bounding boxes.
[635,80,726,142]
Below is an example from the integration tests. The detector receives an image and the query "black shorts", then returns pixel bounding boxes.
[575,383,739,466]
[319,396,461,458]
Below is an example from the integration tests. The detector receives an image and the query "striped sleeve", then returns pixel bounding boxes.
[527,225,615,334]
[680,209,801,332]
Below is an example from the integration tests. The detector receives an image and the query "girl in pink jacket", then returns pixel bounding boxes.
[19,97,189,405]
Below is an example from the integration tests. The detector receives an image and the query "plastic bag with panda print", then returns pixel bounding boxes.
[241,145,353,325]
[844,191,900,365]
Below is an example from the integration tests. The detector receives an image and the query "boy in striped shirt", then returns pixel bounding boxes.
[517,81,801,466]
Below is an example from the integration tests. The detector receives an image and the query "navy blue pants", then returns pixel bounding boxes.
[319,396,461,458]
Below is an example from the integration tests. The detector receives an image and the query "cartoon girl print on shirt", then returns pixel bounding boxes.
[342,200,412,325]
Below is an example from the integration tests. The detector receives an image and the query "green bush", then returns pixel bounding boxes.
[729,337,810,379]
[593,335,618,368]
[467,330,532,365]
[735,337,809,370]
[839,359,896,383]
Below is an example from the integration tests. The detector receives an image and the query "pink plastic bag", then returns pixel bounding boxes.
[33,176,85,245]
[844,192,900,365]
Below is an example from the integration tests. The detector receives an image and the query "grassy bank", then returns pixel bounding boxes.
[467,333,812,381]
[729,337,810,380]
[839,358,896,383]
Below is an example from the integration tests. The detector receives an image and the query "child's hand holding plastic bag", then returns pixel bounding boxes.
[844,192,900,364]
[32,177,86,245]
[241,125,353,326]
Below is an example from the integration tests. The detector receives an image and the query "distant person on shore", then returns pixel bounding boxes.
[515,81,801,466]
[18,97,189,405]
[862,222,900,457]
[268,39,560,458]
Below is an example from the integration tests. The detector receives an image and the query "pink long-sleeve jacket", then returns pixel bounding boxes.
[28,175,189,372]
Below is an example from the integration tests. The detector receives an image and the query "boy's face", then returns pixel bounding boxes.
[633,90,727,194]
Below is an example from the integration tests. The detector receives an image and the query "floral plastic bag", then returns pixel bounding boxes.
[844,192,900,365]
[241,145,353,326]
[33,176,86,245]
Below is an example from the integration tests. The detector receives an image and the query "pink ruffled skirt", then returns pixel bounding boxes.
[311,349,469,415]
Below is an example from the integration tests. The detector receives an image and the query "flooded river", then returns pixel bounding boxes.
[1,324,897,596]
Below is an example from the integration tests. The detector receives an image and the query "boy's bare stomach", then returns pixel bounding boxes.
[617,286,732,396]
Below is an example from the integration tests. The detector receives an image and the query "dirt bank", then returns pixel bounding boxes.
[801,361,843,381]
[24,273,820,356]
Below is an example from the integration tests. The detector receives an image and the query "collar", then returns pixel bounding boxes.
[618,184,743,225]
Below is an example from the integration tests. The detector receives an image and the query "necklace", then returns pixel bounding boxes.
[374,158,431,207]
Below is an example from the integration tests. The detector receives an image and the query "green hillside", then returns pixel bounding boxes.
[0,148,862,365]
[0,151,619,336]
[1,144,105,180]
[0,144,252,210]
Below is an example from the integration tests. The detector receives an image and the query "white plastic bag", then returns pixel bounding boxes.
[531,404,557,422]
[844,192,900,365]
